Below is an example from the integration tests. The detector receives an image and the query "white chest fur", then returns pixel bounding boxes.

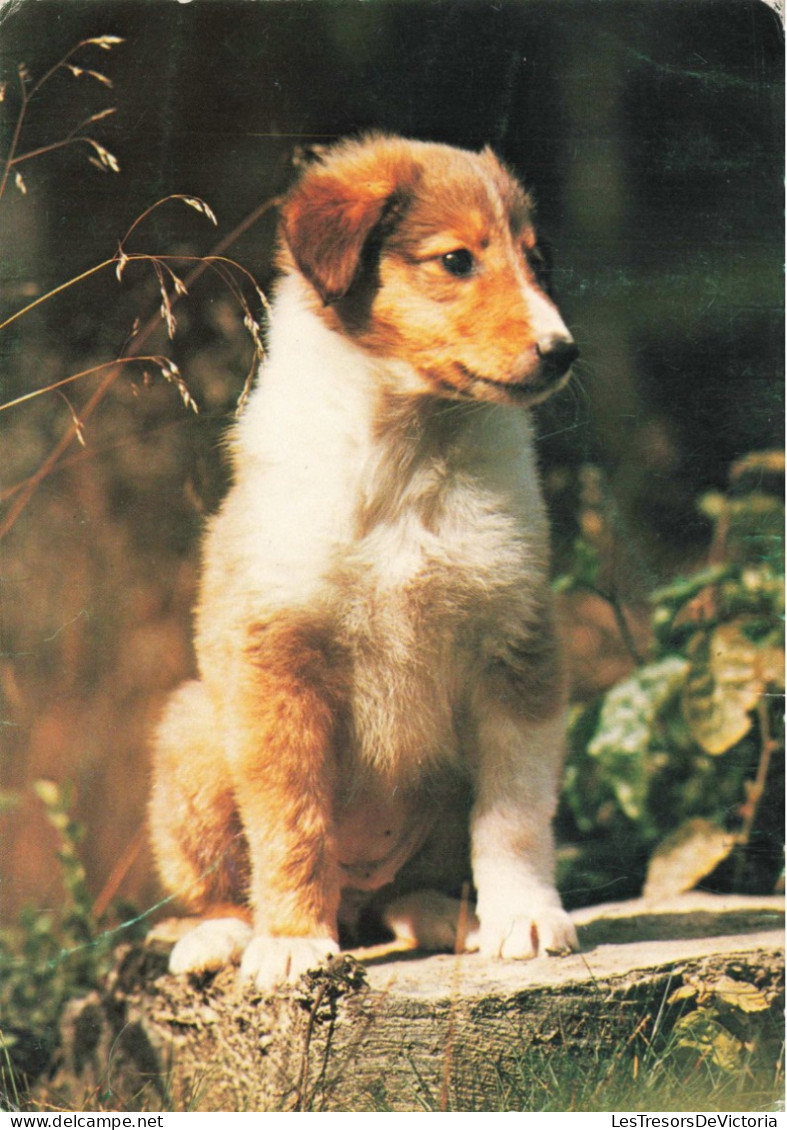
[198,276,552,774]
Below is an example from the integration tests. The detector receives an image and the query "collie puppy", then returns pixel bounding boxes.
[150,133,579,989]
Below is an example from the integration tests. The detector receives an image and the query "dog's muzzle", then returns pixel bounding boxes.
[535,334,579,384]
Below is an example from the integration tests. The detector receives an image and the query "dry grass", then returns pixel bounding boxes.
[0,34,277,926]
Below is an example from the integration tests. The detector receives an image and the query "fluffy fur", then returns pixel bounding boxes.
[150,133,580,989]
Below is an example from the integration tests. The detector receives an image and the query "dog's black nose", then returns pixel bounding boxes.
[536,335,579,380]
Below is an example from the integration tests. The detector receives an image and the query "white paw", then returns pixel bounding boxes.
[382,890,480,952]
[168,917,253,975]
[467,905,578,959]
[238,934,340,991]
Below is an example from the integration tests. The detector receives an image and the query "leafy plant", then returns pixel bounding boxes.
[0,781,132,1096]
[667,971,783,1077]
[558,452,784,904]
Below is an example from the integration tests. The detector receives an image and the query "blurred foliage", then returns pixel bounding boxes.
[0,781,141,1096]
[558,452,785,906]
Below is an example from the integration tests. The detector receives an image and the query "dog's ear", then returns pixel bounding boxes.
[280,142,417,305]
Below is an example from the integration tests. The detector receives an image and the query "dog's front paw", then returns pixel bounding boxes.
[168,917,253,975]
[238,935,340,991]
[467,905,578,960]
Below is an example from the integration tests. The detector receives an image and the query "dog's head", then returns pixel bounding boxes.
[279,133,577,407]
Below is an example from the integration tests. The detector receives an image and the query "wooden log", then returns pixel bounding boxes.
[48,894,784,1112]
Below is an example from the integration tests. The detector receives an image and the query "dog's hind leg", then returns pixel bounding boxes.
[381,890,480,953]
[149,680,251,945]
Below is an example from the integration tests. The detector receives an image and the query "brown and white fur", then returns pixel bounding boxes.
[149,133,579,990]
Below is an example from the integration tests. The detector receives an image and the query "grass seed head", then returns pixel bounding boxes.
[85,139,120,172]
[66,65,113,88]
[180,195,218,226]
[83,107,117,125]
[83,36,124,50]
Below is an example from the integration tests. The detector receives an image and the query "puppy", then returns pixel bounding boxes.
[150,133,579,989]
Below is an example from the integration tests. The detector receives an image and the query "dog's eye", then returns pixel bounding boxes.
[441,250,475,278]
[527,246,545,273]
[526,244,553,292]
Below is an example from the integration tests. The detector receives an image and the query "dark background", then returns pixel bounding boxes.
[0,0,783,916]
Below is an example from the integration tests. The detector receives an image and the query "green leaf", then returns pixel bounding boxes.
[643,818,735,900]
[589,656,689,758]
[651,566,731,613]
[553,535,602,594]
[682,621,762,755]
[587,656,689,820]
[730,449,785,482]
[757,644,785,691]
[667,983,698,1005]
[710,976,772,1014]
[32,778,61,808]
[673,1012,745,1072]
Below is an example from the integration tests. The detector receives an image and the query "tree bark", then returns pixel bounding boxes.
[48,894,784,1112]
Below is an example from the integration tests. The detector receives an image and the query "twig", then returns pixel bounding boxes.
[589,584,646,667]
[8,132,117,170]
[0,259,115,334]
[294,980,329,1111]
[733,695,778,889]
[0,366,120,539]
[26,38,122,101]
[439,881,472,1111]
[92,826,147,921]
[0,68,30,203]
[0,355,176,416]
